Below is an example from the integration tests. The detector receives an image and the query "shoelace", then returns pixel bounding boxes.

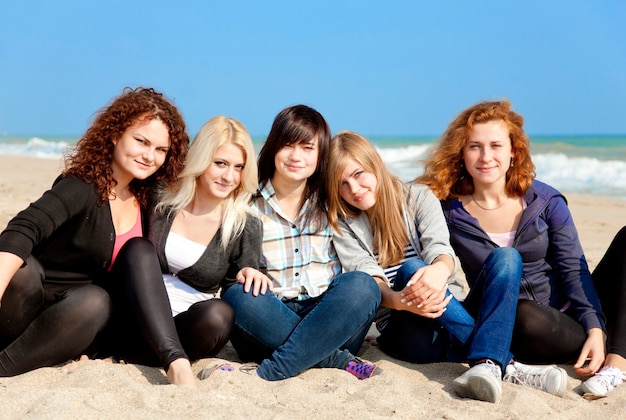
[590,366,626,391]
[504,367,547,388]
[239,363,260,375]
[475,359,501,377]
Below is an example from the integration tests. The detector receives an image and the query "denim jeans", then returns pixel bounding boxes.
[378,247,521,370]
[222,271,380,381]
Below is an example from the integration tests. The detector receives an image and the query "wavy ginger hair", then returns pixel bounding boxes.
[156,115,258,251]
[327,131,410,267]
[417,99,535,200]
[63,87,189,206]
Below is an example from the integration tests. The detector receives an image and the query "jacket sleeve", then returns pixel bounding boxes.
[222,214,264,289]
[409,184,465,297]
[332,215,388,284]
[0,175,95,262]
[147,208,173,275]
[545,196,605,332]
[410,184,457,266]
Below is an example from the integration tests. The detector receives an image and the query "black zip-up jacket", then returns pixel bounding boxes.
[0,175,121,283]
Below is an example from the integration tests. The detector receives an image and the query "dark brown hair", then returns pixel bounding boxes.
[257,104,331,231]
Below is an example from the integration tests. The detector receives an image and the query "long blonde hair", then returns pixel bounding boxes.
[157,115,258,250]
[327,131,410,267]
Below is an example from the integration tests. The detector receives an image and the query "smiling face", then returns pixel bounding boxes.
[463,119,514,190]
[197,142,245,201]
[111,118,171,186]
[339,158,378,211]
[273,137,319,186]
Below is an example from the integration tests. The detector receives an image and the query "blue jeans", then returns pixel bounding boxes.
[222,271,381,381]
[378,247,521,370]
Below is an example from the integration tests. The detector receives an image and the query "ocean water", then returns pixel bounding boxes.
[2,134,626,199]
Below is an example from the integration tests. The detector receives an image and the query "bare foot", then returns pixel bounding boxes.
[100,357,126,364]
[166,358,197,388]
[60,354,89,374]
[364,335,379,346]
[605,353,626,372]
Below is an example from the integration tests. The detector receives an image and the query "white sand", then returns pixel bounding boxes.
[1,155,625,419]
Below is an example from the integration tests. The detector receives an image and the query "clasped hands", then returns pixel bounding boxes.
[398,263,451,319]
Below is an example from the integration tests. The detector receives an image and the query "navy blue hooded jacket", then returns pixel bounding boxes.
[442,180,605,334]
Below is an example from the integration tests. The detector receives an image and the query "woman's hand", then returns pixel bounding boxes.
[378,280,450,319]
[399,258,452,310]
[573,327,606,378]
[236,267,273,296]
[402,291,451,318]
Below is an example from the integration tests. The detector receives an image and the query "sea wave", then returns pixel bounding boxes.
[533,153,626,197]
[381,148,626,199]
[376,144,432,163]
[0,137,72,158]
[1,138,625,198]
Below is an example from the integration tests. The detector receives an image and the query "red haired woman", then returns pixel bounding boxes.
[420,99,625,399]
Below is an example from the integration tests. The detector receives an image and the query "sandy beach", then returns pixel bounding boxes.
[1,155,625,419]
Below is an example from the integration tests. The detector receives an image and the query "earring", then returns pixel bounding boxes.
[510,158,514,168]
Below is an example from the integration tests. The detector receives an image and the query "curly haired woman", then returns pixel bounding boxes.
[0,87,189,379]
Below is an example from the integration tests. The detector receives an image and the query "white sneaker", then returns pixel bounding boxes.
[504,361,568,397]
[581,366,626,398]
[453,359,502,403]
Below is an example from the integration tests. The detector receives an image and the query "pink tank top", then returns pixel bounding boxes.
[108,207,143,271]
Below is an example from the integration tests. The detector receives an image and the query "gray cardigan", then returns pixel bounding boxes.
[333,183,464,299]
[149,209,263,294]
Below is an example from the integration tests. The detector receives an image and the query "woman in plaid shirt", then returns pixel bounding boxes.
[222,104,381,380]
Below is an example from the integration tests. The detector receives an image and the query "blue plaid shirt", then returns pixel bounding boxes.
[251,181,342,299]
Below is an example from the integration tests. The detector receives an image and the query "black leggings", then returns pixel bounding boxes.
[590,226,626,359]
[103,237,234,369]
[511,226,626,364]
[0,257,111,377]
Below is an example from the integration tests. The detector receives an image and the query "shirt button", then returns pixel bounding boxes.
[295,248,299,253]
[295,272,299,277]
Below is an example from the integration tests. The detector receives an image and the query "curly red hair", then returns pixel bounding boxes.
[417,99,535,200]
[63,87,189,206]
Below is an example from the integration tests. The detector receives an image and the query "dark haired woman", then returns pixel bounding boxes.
[222,104,381,381]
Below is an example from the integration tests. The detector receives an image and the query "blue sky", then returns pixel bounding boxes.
[1,0,625,137]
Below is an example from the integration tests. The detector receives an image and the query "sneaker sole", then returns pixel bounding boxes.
[581,381,608,398]
[548,367,568,397]
[454,375,501,404]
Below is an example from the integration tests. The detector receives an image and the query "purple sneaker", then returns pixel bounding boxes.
[345,358,379,380]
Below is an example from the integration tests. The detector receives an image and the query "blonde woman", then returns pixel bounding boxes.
[107,116,269,386]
